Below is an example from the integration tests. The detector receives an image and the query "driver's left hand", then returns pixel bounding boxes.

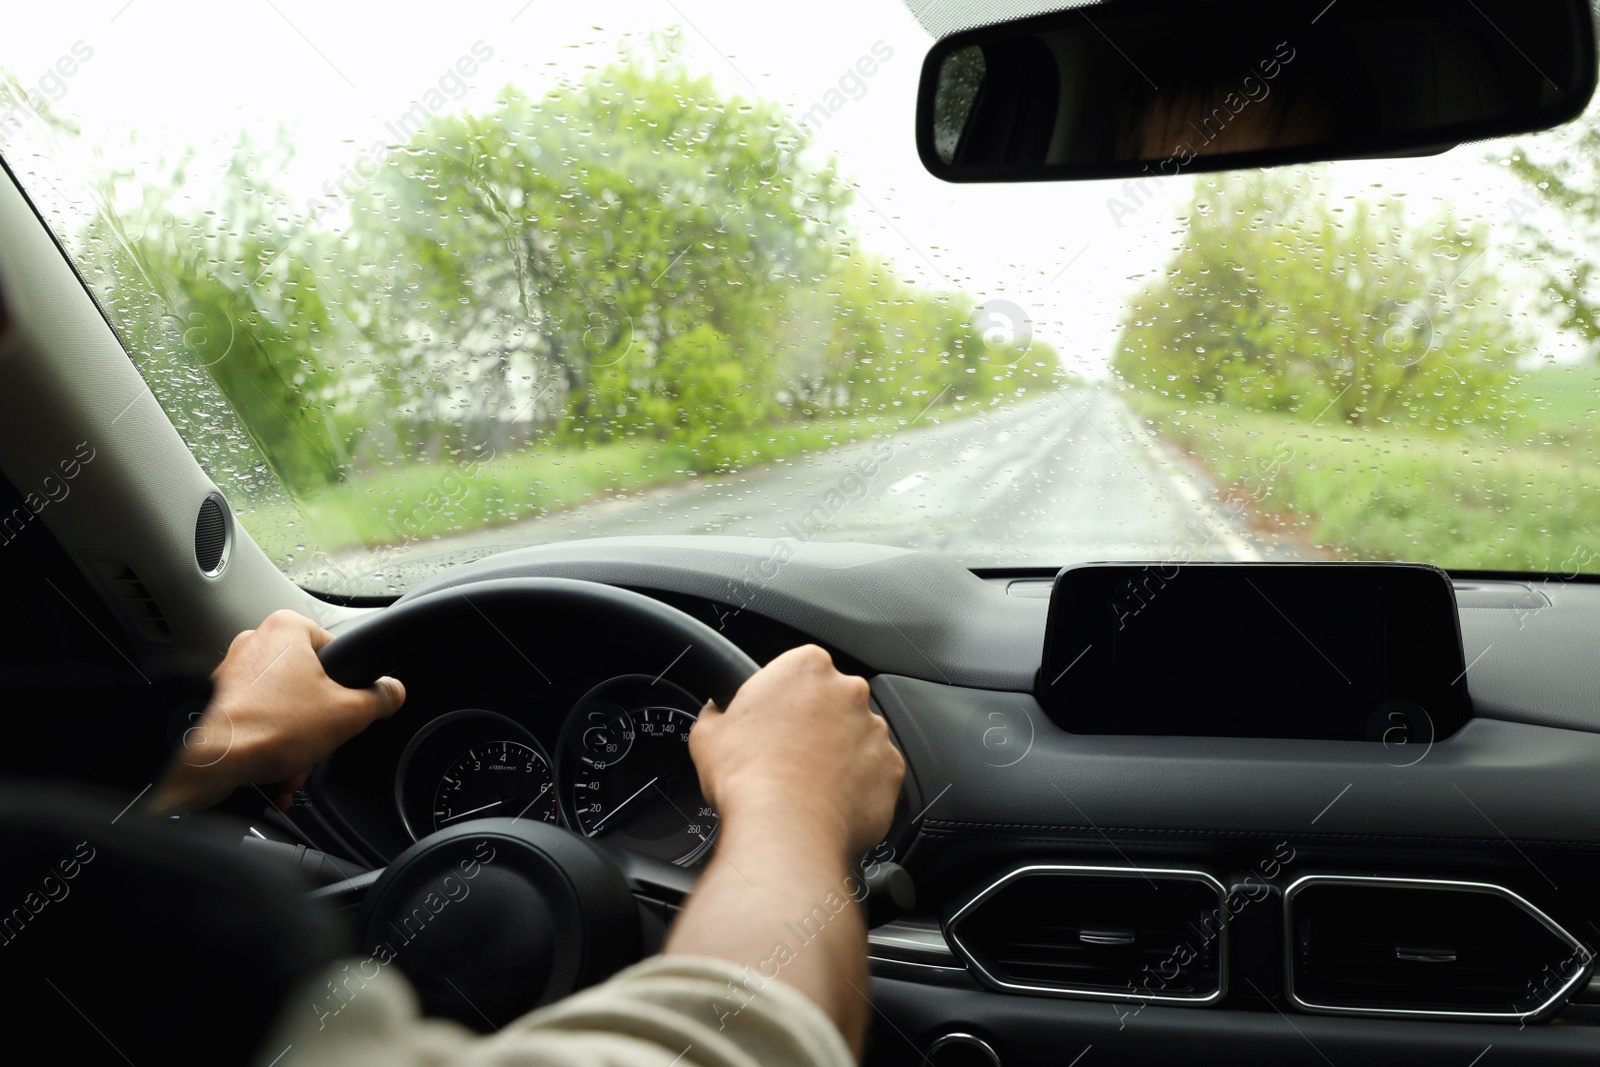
[150,609,405,813]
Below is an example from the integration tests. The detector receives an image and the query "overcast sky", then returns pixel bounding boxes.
[0,0,1570,377]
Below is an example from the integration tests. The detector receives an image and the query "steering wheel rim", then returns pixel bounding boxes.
[318,575,760,708]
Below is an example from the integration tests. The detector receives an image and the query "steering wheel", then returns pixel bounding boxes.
[316,576,759,1029]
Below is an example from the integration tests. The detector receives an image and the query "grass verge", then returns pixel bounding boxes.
[276,406,969,553]
[1125,388,1600,571]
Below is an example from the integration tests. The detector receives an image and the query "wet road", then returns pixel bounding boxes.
[413,386,1270,569]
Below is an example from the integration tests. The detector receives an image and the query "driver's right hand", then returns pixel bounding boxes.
[686,644,904,860]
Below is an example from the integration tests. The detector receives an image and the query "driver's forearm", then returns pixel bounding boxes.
[147,757,234,814]
[663,799,870,1057]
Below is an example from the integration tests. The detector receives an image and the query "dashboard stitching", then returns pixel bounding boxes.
[920,823,1600,848]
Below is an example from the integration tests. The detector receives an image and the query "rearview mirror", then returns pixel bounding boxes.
[916,0,1597,182]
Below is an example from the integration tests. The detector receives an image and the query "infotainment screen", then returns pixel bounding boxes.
[1036,563,1469,740]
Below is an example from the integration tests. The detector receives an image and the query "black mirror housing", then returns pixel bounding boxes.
[917,0,1598,182]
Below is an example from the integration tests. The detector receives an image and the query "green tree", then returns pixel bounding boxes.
[338,43,1033,467]
[77,41,1048,508]
[1504,112,1600,356]
[86,136,351,490]
[1114,170,1521,430]
[341,45,850,458]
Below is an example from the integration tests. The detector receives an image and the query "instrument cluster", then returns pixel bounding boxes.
[394,674,717,867]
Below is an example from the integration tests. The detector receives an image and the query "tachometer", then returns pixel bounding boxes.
[433,740,557,832]
[558,677,718,867]
[395,709,555,842]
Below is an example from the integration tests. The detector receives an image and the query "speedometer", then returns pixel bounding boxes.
[558,678,718,867]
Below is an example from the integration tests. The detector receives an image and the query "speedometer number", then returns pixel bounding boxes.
[560,695,718,867]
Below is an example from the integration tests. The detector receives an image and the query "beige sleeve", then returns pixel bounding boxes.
[258,954,857,1067]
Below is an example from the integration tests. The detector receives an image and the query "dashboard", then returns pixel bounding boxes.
[304,535,1600,1066]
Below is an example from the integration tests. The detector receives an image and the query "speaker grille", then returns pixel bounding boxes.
[194,495,229,575]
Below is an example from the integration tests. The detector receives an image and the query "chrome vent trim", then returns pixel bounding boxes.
[867,918,961,969]
[945,864,1229,1004]
[1284,874,1595,1023]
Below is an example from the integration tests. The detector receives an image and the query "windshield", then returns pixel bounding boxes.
[3,4,1597,595]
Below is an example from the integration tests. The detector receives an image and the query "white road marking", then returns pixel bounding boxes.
[888,472,928,494]
[1114,400,1260,561]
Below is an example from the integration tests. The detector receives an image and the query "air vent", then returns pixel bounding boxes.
[946,865,1227,1003]
[1286,876,1594,1021]
[106,565,172,643]
[194,493,231,577]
